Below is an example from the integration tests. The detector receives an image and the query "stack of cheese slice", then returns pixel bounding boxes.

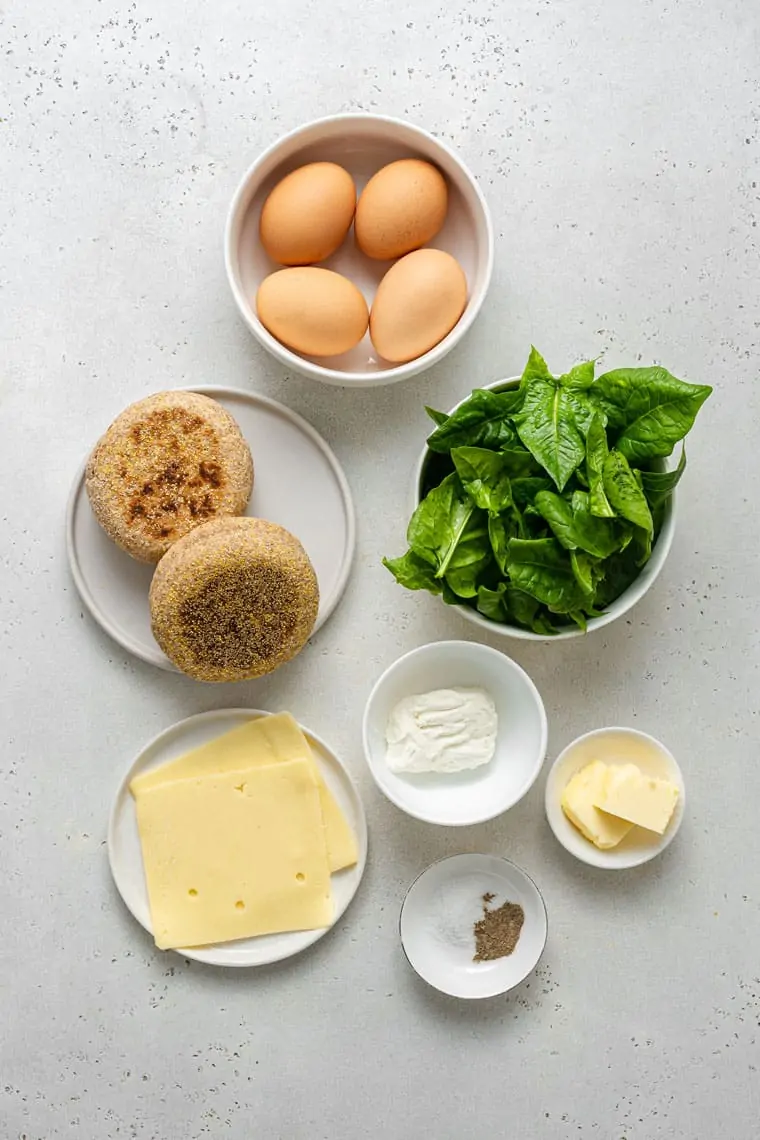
[561,760,679,851]
[130,713,358,950]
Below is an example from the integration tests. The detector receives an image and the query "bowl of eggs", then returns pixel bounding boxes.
[225,114,494,387]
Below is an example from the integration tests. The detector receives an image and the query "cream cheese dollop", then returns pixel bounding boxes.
[385,687,497,775]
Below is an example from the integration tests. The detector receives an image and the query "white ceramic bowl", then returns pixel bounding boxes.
[413,377,677,641]
[225,114,494,388]
[399,854,548,999]
[544,726,685,869]
[362,640,547,825]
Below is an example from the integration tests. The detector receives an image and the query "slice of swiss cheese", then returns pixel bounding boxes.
[130,713,357,873]
[135,757,333,950]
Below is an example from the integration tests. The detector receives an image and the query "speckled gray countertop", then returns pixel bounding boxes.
[2,1,759,1137]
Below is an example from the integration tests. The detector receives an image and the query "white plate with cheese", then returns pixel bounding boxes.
[108,708,367,966]
[544,727,685,869]
[67,387,355,673]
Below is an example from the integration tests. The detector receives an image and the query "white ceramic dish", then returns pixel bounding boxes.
[544,726,685,869]
[108,708,368,966]
[67,386,355,673]
[362,641,547,826]
[412,376,677,641]
[225,113,494,387]
[399,854,548,999]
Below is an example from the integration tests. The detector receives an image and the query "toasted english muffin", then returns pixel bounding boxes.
[85,391,253,563]
[149,516,319,683]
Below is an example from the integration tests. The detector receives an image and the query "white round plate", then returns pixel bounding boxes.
[545,726,685,869]
[362,641,547,826]
[67,387,355,672]
[108,708,368,966]
[399,854,548,999]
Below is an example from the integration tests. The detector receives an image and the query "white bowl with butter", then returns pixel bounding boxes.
[362,640,547,826]
[545,727,685,869]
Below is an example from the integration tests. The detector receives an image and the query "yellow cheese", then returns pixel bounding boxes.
[130,714,357,873]
[596,763,679,835]
[561,760,634,850]
[135,757,333,950]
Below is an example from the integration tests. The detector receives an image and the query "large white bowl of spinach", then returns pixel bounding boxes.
[384,347,712,638]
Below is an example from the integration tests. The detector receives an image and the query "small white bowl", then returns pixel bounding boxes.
[225,113,494,388]
[399,854,548,999]
[413,377,677,641]
[544,726,685,869]
[362,640,547,825]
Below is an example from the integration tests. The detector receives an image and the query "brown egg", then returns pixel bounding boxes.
[256,267,369,357]
[355,159,448,261]
[369,249,467,364]
[259,162,356,265]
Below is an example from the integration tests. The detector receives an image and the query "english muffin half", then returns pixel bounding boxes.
[149,516,319,683]
[85,391,253,563]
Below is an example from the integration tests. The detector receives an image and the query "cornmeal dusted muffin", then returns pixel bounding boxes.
[85,391,253,563]
[149,516,319,683]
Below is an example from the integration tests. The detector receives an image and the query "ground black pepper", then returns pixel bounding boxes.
[473,895,525,961]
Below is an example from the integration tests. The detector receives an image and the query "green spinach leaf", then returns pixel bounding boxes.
[488,514,510,574]
[511,476,553,506]
[382,551,443,593]
[602,450,653,535]
[568,610,588,631]
[505,585,556,634]
[443,511,491,598]
[534,490,623,558]
[487,509,527,572]
[595,367,712,462]
[441,581,463,606]
[498,446,540,476]
[425,406,449,427]
[451,447,513,514]
[477,583,508,622]
[515,378,587,491]
[639,447,686,508]
[559,359,596,390]
[426,389,523,453]
[570,550,597,596]
[519,345,554,387]
[406,473,476,576]
[593,543,641,608]
[585,413,615,518]
[505,538,588,612]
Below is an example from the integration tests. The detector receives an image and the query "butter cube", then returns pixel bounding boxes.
[596,763,679,835]
[561,760,634,850]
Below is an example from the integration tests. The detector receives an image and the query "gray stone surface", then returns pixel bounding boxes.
[1,1,758,1136]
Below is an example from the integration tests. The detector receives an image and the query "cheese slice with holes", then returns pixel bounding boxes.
[134,757,333,950]
[130,714,357,873]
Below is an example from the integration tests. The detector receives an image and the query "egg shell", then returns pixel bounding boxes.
[355,159,448,261]
[369,249,467,365]
[259,162,356,265]
[256,267,369,358]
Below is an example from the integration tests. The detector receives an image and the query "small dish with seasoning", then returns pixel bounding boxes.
[544,726,686,869]
[362,640,547,825]
[399,854,548,999]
